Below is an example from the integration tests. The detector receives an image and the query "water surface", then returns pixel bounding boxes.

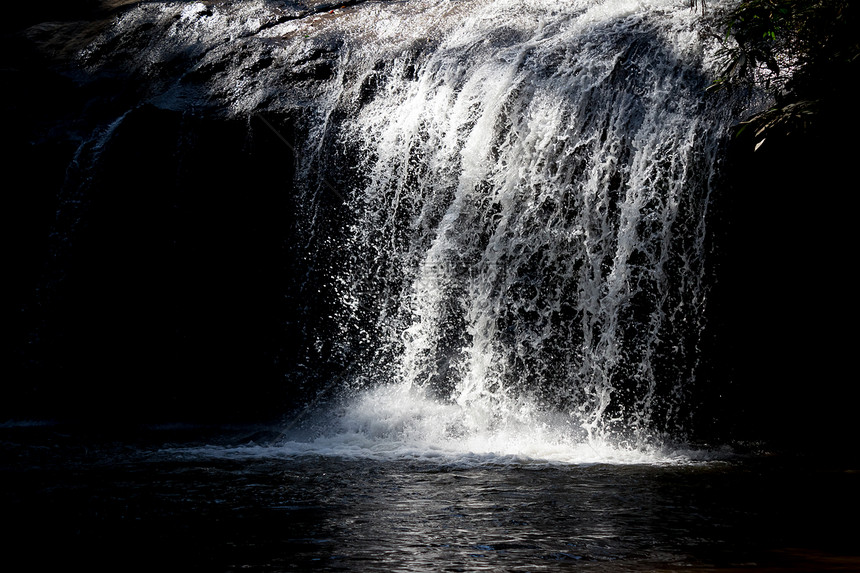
[3,426,858,572]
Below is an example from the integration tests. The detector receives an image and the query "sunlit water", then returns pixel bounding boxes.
[300,0,735,446]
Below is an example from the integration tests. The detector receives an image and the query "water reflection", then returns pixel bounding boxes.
[2,436,858,572]
[248,459,840,571]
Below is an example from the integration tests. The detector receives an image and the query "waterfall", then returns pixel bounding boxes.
[280,0,736,453]
[77,0,745,460]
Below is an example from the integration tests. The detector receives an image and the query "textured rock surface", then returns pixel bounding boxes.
[3,1,321,423]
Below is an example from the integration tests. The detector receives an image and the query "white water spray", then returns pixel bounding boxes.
[277,0,739,461]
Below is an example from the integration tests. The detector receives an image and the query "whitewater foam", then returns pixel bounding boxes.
[164,384,722,466]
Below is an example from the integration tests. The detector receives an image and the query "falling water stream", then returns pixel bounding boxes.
[254,0,738,461]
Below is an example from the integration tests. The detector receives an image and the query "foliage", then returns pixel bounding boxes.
[710,1,854,88]
[706,0,859,150]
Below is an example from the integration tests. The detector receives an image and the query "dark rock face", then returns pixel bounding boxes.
[27,106,304,424]
[3,3,318,424]
[7,106,310,423]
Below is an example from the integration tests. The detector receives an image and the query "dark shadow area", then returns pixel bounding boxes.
[6,104,307,425]
[2,5,310,425]
[707,86,858,459]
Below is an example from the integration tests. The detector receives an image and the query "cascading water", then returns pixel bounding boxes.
[280,0,738,461]
[80,0,746,462]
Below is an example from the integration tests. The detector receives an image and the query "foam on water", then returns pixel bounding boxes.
[272,384,701,464]
[165,383,721,466]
